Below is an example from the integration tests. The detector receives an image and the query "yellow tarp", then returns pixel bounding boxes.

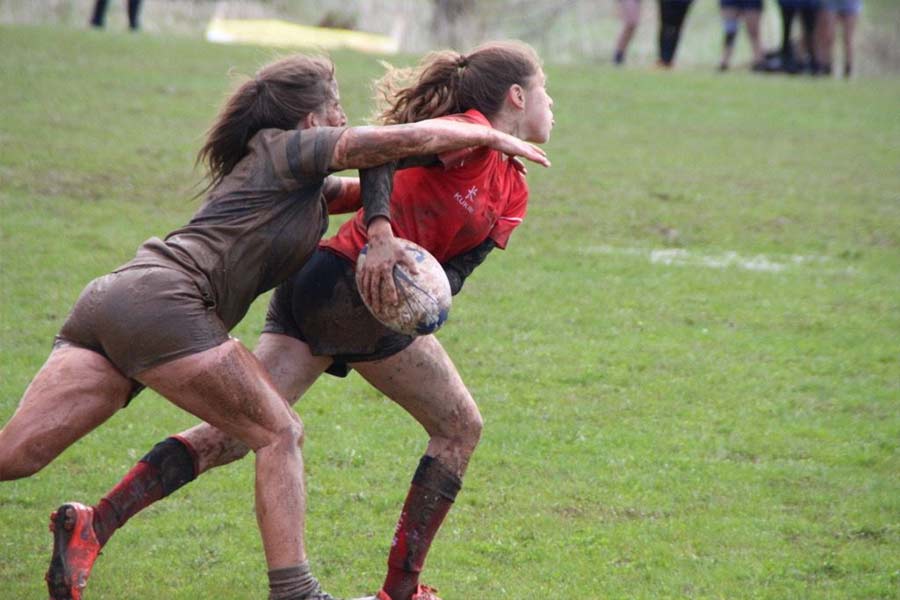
[206,18,398,55]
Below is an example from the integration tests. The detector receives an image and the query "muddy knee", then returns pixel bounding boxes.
[458,409,484,453]
[429,407,483,469]
[254,416,304,455]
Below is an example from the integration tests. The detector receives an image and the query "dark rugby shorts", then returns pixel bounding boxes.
[263,249,414,377]
[55,267,229,379]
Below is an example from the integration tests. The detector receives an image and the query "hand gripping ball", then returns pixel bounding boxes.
[356,239,451,336]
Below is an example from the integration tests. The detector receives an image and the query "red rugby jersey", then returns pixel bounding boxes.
[321,109,529,265]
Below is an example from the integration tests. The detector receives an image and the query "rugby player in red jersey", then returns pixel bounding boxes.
[42,41,553,600]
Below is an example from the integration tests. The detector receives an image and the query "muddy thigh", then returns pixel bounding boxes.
[351,335,483,476]
[173,333,332,474]
[0,346,133,479]
[136,339,299,450]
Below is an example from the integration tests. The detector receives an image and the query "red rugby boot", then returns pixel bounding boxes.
[45,502,101,600]
[356,585,442,600]
[410,585,442,600]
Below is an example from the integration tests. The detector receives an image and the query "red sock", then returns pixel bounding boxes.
[92,462,162,546]
[382,456,461,600]
[91,437,197,546]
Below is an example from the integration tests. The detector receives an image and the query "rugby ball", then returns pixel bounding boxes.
[356,239,451,336]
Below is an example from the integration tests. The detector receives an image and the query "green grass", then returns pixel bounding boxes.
[2,24,899,599]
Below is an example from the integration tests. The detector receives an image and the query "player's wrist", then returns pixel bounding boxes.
[366,216,393,241]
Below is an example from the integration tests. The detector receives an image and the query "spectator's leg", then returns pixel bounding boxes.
[780,4,796,66]
[744,8,764,66]
[89,0,109,28]
[816,8,836,75]
[800,6,820,72]
[658,1,693,67]
[127,0,143,30]
[720,7,740,71]
[614,0,642,65]
[841,12,859,77]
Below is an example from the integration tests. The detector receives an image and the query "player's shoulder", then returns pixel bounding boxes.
[437,108,490,127]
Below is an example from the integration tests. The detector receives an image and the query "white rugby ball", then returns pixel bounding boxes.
[356,239,451,336]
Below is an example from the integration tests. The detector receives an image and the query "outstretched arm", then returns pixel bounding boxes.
[329,119,550,172]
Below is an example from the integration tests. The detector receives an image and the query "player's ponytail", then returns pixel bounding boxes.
[376,40,541,125]
[196,54,336,194]
[374,50,466,125]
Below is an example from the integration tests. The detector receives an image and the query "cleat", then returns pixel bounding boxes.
[45,502,101,600]
[354,585,442,600]
[411,585,442,600]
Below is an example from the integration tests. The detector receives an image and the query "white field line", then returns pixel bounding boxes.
[582,246,842,273]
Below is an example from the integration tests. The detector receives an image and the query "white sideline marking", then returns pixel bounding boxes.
[583,246,836,273]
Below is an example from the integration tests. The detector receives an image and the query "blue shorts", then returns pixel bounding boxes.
[721,0,762,9]
[824,0,861,15]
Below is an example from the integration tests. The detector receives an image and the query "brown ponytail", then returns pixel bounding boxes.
[196,55,336,192]
[375,40,541,125]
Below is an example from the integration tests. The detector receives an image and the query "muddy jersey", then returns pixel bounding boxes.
[321,109,528,264]
[116,126,347,330]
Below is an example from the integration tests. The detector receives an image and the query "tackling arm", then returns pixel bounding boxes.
[329,120,549,172]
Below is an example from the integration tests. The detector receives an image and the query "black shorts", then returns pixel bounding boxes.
[262,249,414,377]
[721,0,762,8]
[55,266,229,379]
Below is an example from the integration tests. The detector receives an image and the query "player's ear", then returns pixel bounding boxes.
[507,84,526,111]
[300,111,320,129]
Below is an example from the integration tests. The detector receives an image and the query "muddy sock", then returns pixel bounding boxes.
[92,436,197,546]
[382,456,462,600]
[268,562,324,600]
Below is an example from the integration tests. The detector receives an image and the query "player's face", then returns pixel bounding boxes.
[305,79,348,128]
[320,80,348,127]
[521,70,554,144]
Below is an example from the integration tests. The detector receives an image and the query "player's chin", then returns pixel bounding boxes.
[526,130,550,145]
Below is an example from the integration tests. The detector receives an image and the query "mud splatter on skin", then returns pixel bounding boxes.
[139,340,298,453]
[354,336,482,478]
[140,341,309,563]
[332,121,547,172]
[184,425,251,474]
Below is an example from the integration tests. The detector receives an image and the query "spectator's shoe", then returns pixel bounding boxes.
[353,585,442,600]
[46,503,101,600]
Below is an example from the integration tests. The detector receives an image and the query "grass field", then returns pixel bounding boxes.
[1,24,899,600]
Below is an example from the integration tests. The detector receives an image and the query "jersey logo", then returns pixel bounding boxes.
[453,186,478,215]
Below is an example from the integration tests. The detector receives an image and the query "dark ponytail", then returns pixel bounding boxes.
[196,55,336,193]
[376,40,541,125]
